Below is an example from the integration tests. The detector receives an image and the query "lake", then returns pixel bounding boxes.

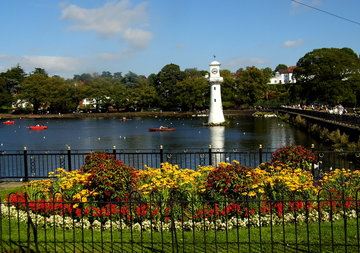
[0,115,318,151]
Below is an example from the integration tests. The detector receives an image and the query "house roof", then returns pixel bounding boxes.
[279,66,296,74]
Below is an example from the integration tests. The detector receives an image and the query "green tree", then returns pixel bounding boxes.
[156,64,184,110]
[292,47,360,106]
[274,64,288,73]
[0,65,26,95]
[0,77,13,110]
[18,72,50,113]
[132,77,157,111]
[175,76,208,111]
[220,69,237,108]
[235,66,270,106]
[47,77,80,113]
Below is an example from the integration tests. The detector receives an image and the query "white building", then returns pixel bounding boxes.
[269,66,296,85]
[207,60,225,125]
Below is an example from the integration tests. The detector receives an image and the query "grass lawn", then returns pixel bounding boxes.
[1,186,359,252]
[1,212,358,252]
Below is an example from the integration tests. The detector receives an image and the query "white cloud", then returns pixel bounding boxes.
[0,54,81,76]
[22,56,81,72]
[283,39,304,48]
[223,57,267,70]
[61,0,152,49]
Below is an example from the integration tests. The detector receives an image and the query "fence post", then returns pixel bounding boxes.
[208,144,212,165]
[311,143,315,178]
[160,145,164,164]
[259,144,263,164]
[113,145,117,159]
[23,147,28,182]
[67,146,72,171]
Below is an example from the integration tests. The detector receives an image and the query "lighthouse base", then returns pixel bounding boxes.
[203,121,228,127]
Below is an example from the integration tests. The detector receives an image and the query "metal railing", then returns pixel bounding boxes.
[0,146,359,181]
[1,191,360,252]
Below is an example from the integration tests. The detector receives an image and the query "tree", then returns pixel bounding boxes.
[0,77,13,109]
[292,47,360,106]
[132,77,157,111]
[47,77,80,113]
[235,66,271,106]
[0,65,26,94]
[18,72,50,113]
[155,64,184,109]
[175,76,208,111]
[274,64,288,73]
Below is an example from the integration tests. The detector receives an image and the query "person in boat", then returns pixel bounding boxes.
[159,126,165,129]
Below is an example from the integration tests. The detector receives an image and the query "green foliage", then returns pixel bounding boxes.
[175,76,208,111]
[81,153,137,201]
[2,46,359,113]
[292,47,360,106]
[274,64,288,73]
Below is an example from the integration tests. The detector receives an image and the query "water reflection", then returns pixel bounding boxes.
[210,126,225,149]
[210,126,225,165]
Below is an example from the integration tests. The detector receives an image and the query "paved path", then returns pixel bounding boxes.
[0,181,25,190]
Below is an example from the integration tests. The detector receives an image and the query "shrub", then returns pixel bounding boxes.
[271,145,316,170]
[81,153,137,201]
[205,161,257,201]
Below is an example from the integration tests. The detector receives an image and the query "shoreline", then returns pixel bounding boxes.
[0,109,256,120]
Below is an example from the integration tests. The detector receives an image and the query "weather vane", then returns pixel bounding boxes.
[213,55,216,59]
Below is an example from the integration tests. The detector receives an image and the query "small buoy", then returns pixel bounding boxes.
[243,132,246,135]
[43,136,46,139]
[0,143,3,146]
[97,137,101,140]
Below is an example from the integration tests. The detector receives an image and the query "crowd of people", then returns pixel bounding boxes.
[281,104,360,116]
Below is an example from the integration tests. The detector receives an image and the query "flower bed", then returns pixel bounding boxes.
[2,146,360,231]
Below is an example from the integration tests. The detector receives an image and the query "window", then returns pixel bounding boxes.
[214,99,216,102]
[214,87,216,90]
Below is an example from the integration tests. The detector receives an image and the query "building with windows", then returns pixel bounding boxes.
[269,66,296,84]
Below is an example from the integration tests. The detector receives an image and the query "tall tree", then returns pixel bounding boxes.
[0,65,26,94]
[292,47,360,106]
[274,64,288,73]
[235,66,270,106]
[155,64,184,109]
[18,72,50,113]
[175,76,208,111]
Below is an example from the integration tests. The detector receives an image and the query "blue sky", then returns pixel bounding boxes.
[0,0,359,78]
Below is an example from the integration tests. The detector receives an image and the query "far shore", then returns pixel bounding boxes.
[0,109,256,120]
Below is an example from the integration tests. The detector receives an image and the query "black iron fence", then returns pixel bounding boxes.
[0,146,359,181]
[1,191,360,252]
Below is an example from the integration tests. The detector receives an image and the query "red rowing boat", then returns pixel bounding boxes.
[28,125,48,130]
[2,120,15,125]
[149,126,176,132]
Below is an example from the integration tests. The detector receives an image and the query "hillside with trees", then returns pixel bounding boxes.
[0,47,359,114]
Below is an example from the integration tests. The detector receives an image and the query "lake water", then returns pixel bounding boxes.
[0,116,318,151]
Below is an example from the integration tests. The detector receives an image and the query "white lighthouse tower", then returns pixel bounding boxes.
[207,60,225,125]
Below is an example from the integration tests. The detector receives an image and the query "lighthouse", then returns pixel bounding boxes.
[207,60,225,125]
